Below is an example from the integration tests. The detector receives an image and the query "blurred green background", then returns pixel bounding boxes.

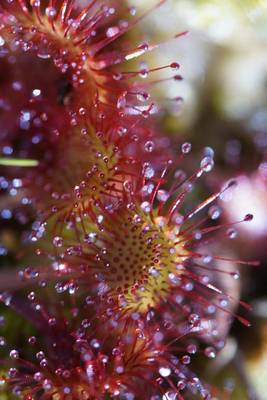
[135,1,267,398]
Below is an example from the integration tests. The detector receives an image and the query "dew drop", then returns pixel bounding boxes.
[106,26,120,38]
[36,351,45,360]
[177,380,186,390]
[187,344,197,354]
[90,338,100,349]
[63,387,71,394]
[220,299,228,307]
[1,293,12,306]
[0,337,6,346]
[9,349,19,359]
[139,68,148,79]
[85,296,94,305]
[203,146,214,158]
[53,236,63,247]
[208,206,221,220]
[194,230,202,240]
[34,372,43,382]
[204,347,216,359]
[227,228,237,239]
[112,347,121,356]
[40,358,48,368]
[97,215,104,224]
[79,107,86,116]
[202,255,212,264]
[231,272,240,280]
[181,142,192,154]
[144,141,155,153]
[174,169,186,181]
[12,386,21,396]
[48,317,56,326]
[137,91,150,102]
[45,7,56,18]
[81,319,90,329]
[143,165,155,179]
[200,156,214,172]
[113,72,123,81]
[157,190,169,202]
[148,267,159,277]
[141,201,151,213]
[117,126,127,136]
[42,379,53,391]
[181,355,191,364]
[129,6,137,15]
[32,88,41,97]
[188,313,200,326]
[28,336,37,345]
[141,183,154,196]
[117,92,127,109]
[8,368,17,378]
[28,291,35,301]
[123,180,132,192]
[132,214,141,224]
[84,233,97,243]
[163,391,176,400]
[159,366,171,377]
[184,282,194,291]
[12,81,22,91]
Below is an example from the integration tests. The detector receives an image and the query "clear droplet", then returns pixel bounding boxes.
[157,190,169,202]
[143,166,155,179]
[227,228,237,239]
[141,201,151,213]
[106,26,120,38]
[204,347,216,359]
[45,7,57,18]
[181,355,191,364]
[208,206,221,220]
[53,236,63,247]
[181,142,192,154]
[159,366,171,377]
[200,156,214,172]
[0,337,6,346]
[9,350,19,359]
[144,141,155,153]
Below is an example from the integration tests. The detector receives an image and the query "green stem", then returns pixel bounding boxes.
[0,158,39,167]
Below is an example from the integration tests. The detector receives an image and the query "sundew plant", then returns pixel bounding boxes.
[0,1,258,399]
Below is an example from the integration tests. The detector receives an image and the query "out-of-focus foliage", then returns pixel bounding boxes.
[136,0,267,136]
[133,1,267,398]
